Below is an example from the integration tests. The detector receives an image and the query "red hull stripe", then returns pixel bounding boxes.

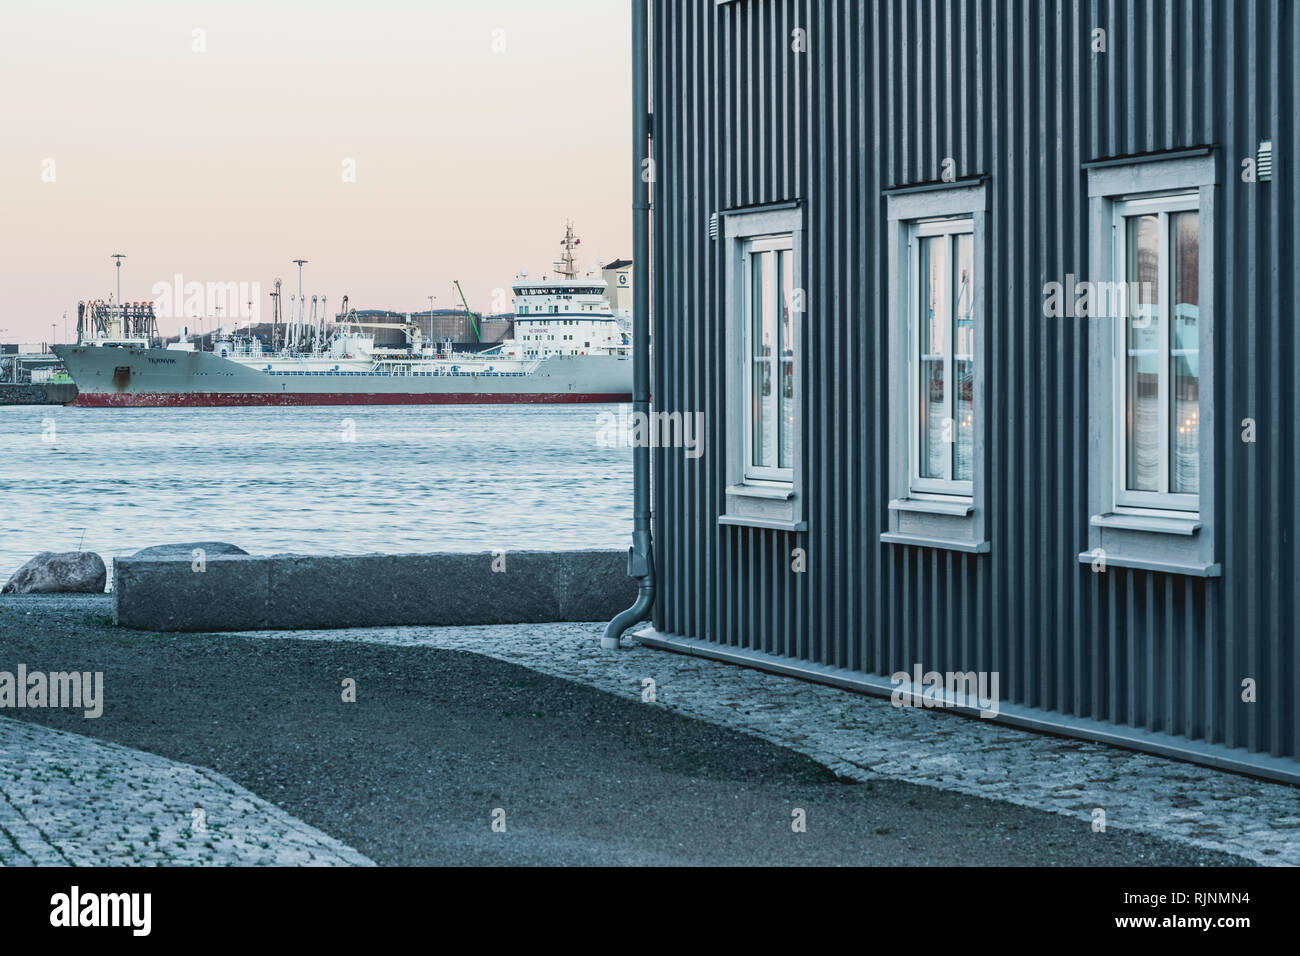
[69,391,633,408]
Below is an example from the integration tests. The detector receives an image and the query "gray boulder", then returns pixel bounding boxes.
[129,542,248,560]
[2,551,107,594]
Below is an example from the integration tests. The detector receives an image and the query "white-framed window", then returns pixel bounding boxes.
[720,204,804,533]
[883,182,988,554]
[1081,149,1218,577]
[741,234,795,484]
[908,217,975,499]
[1111,192,1200,514]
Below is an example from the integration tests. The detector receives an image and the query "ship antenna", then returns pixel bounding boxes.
[555,220,579,280]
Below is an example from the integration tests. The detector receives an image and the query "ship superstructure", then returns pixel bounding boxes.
[499,223,631,361]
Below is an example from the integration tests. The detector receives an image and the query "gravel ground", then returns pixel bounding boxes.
[0,595,1256,866]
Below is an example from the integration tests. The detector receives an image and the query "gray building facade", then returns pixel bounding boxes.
[639,0,1300,781]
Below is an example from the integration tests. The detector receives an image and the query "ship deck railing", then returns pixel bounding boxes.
[262,369,535,377]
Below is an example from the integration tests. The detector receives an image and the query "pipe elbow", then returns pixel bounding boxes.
[600,579,654,650]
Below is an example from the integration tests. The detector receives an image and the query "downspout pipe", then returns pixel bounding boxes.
[601,0,654,650]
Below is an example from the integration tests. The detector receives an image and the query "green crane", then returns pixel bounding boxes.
[453,280,481,342]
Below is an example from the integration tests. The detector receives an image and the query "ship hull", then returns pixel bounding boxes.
[53,345,632,407]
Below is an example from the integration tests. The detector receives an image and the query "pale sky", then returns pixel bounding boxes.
[0,0,632,341]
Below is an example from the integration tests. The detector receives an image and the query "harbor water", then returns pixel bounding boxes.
[0,405,632,582]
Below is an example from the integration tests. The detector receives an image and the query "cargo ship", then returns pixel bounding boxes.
[55,227,633,407]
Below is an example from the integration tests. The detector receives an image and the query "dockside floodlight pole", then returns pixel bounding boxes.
[601,0,654,650]
[111,254,125,332]
[111,254,125,302]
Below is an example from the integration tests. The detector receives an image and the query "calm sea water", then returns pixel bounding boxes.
[0,404,632,582]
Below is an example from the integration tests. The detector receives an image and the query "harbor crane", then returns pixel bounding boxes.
[453,280,481,343]
[335,296,424,350]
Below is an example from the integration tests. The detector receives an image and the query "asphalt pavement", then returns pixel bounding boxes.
[0,595,1250,865]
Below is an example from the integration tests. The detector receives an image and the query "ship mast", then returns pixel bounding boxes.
[554,220,580,279]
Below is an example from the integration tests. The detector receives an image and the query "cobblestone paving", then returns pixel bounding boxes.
[242,621,1300,866]
[0,716,373,866]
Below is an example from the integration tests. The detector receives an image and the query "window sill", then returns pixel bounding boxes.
[722,482,802,532]
[720,515,807,533]
[881,532,990,554]
[886,495,982,553]
[889,497,973,517]
[1084,510,1215,577]
[726,483,794,501]
[1090,512,1200,536]
[1076,550,1220,578]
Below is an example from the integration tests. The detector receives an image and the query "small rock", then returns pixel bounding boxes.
[2,551,107,594]
[129,542,249,560]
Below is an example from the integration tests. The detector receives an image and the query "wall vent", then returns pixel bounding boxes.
[1257,140,1274,181]
[708,212,719,240]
